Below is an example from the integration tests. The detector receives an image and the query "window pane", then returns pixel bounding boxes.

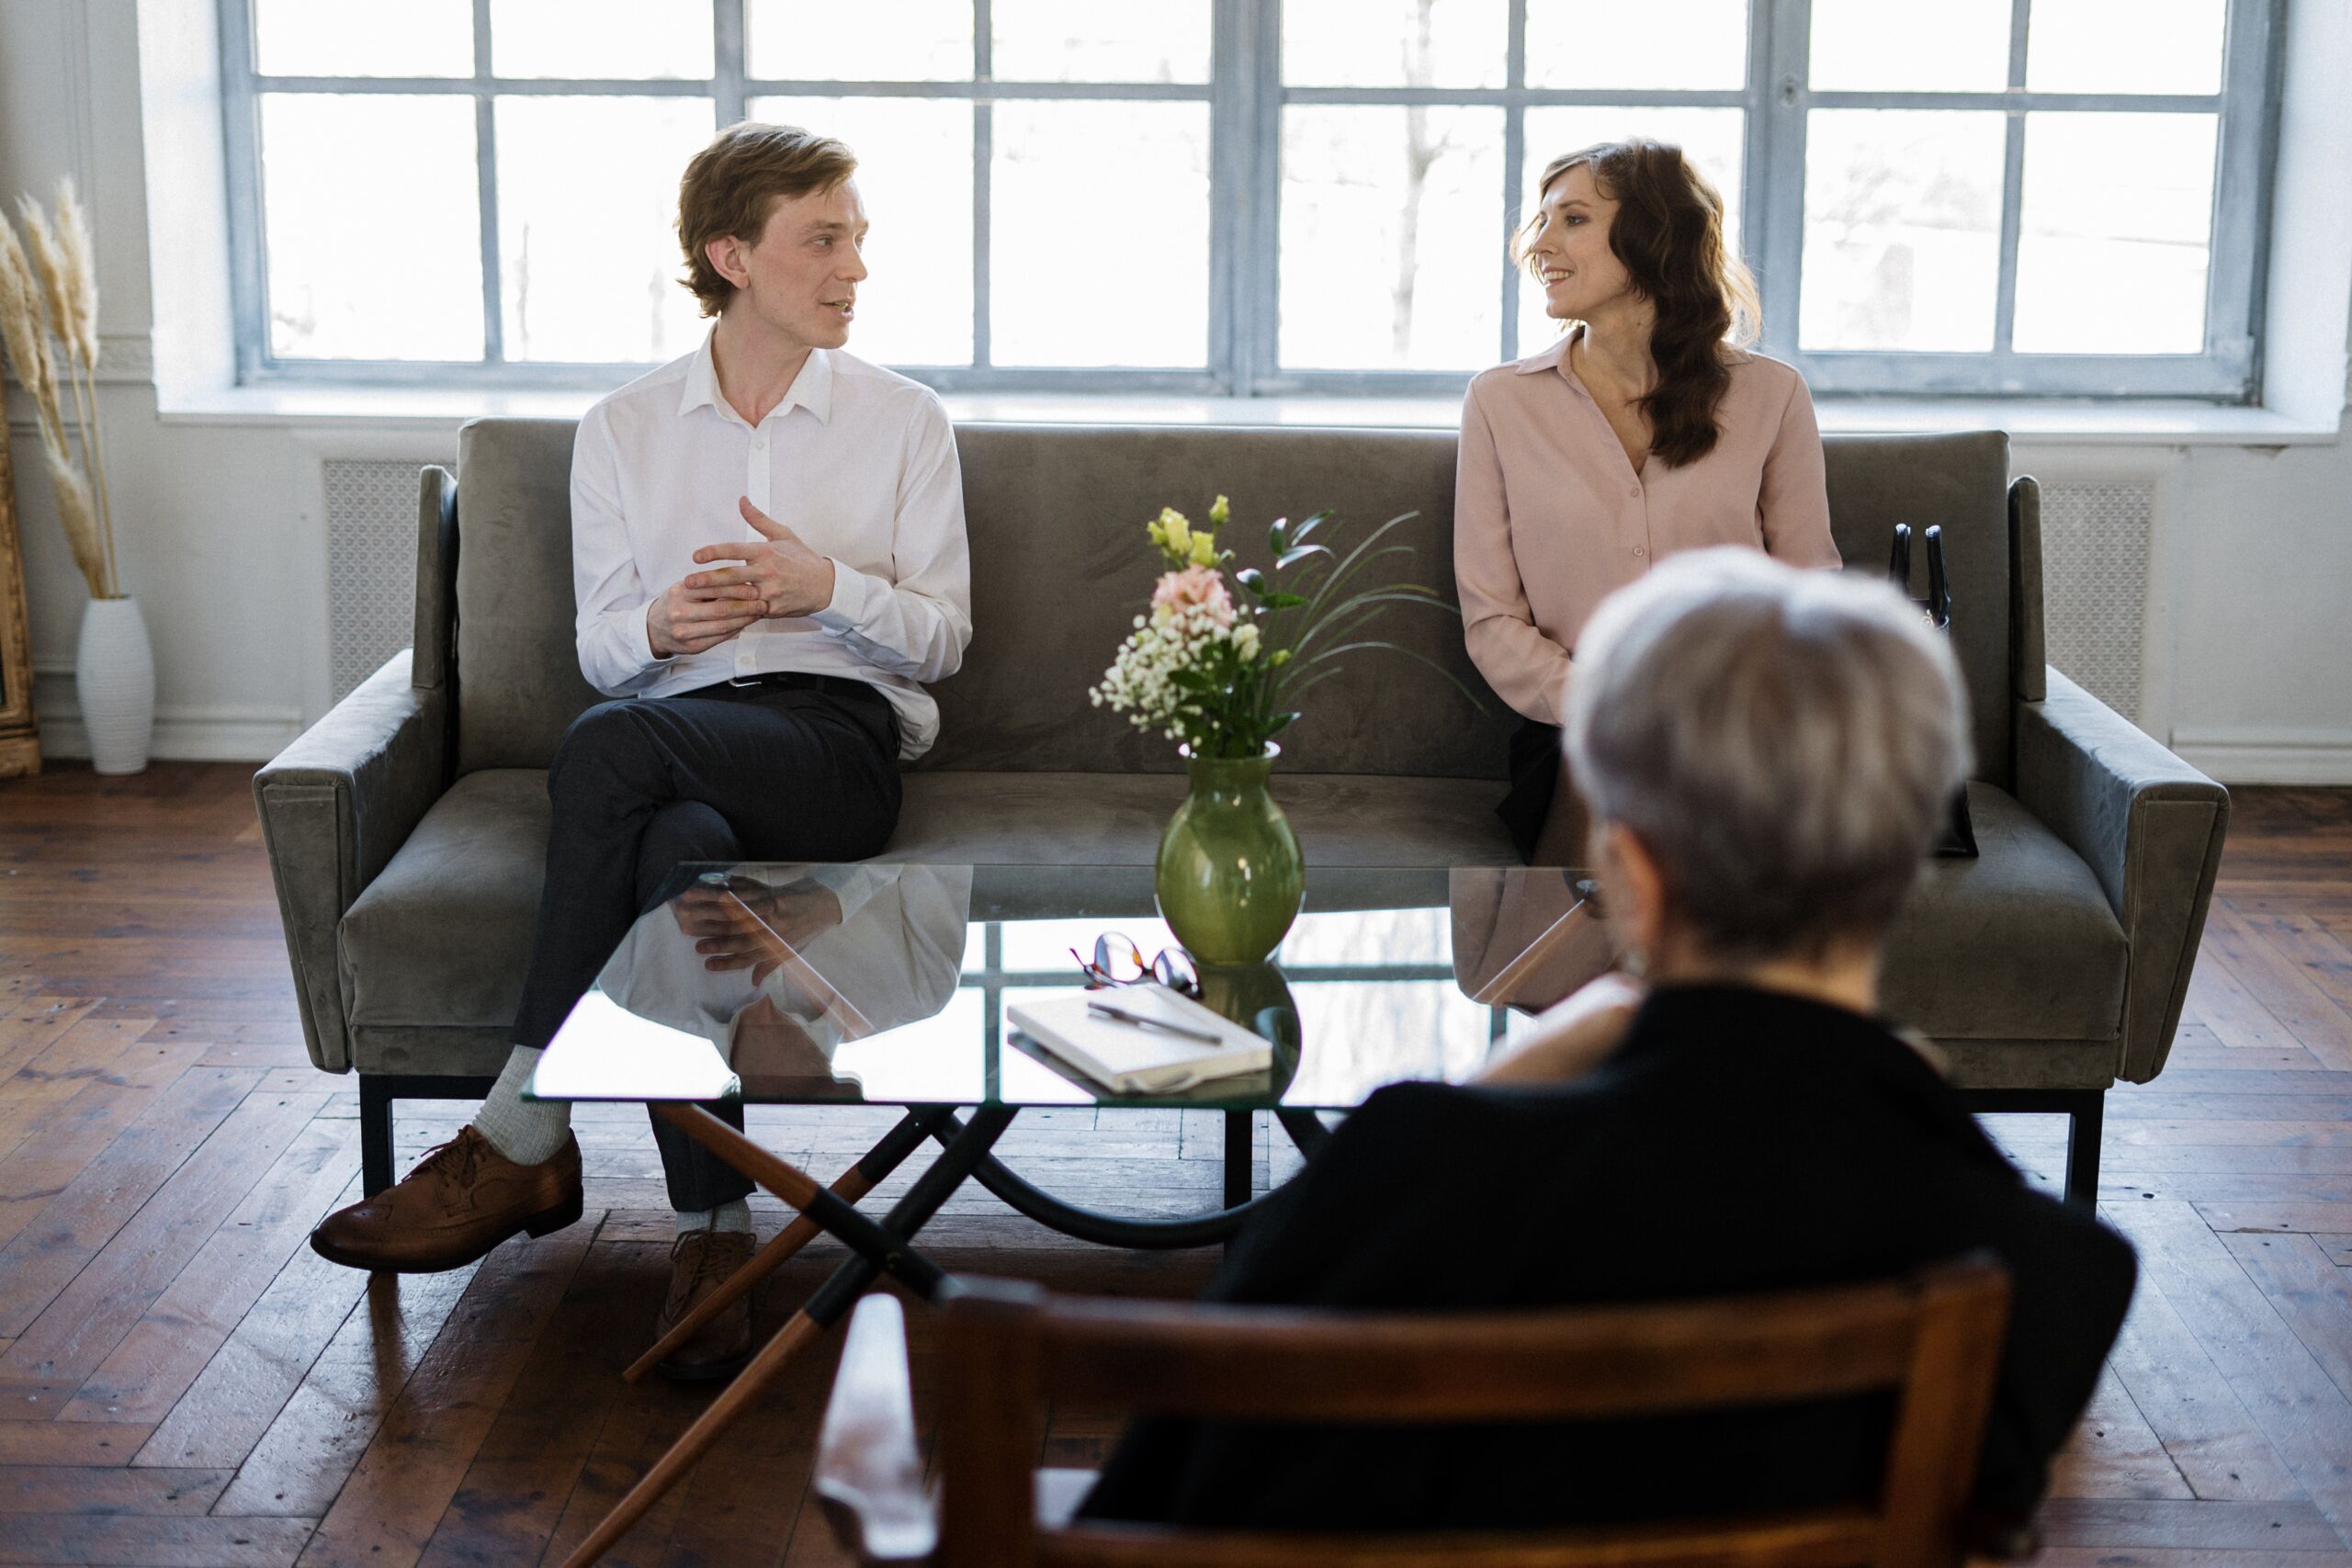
[993,1,1210,83]
[1808,0,2009,92]
[2027,0,2225,94]
[496,96,715,363]
[1283,0,1507,89]
[752,96,975,366]
[747,0,972,81]
[253,0,472,77]
[1282,107,1504,371]
[1516,108,1746,360]
[490,0,714,80]
[991,103,1210,367]
[261,96,482,359]
[1800,110,2004,352]
[2014,112,2215,354]
[1525,1,1747,91]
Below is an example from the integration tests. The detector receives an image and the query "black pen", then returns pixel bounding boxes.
[1085,999,1222,1045]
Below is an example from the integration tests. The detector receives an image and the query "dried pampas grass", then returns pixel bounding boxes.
[0,176,117,600]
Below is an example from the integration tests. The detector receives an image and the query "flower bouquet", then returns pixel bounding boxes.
[1090,496,1474,964]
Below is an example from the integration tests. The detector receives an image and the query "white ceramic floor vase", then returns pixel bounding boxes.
[76,596,154,775]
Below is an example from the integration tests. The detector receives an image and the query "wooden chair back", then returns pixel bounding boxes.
[933,1257,2012,1568]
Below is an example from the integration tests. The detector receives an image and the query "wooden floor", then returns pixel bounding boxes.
[0,764,2348,1566]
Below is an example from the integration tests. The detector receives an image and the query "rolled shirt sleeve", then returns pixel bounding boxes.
[809,395,973,685]
[572,405,676,697]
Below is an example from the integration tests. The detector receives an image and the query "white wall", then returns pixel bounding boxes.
[3,0,2349,782]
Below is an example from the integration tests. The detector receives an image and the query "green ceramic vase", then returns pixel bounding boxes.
[1155,744,1305,965]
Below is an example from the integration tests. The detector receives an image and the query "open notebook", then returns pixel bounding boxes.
[1008,986,1272,1095]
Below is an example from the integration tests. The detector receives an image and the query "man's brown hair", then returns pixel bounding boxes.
[676,122,857,318]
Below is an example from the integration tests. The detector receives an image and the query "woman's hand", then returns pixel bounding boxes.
[1473,972,1646,1085]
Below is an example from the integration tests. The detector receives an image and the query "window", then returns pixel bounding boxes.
[220,0,2280,398]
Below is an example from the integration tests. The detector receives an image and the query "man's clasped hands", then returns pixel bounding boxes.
[647,496,839,657]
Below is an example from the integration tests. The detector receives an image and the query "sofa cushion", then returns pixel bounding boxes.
[342,769,551,1035]
[889,771,1521,866]
[1881,784,2127,1044]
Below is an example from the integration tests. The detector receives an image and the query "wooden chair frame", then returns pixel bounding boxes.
[817,1258,2013,1567]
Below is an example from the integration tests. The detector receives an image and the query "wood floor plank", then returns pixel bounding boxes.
[2048,1368,2194,1500]
[0,1041,209,1254]
[61,1115,357,1424]
[209,1265,482,1518]
[2203,907,2352,1071]
[0,1000,97,1089]
[2021,1551,2352,1566]
[2107,1200,2352,1546]
[0,1514,314,1567]
[2189,944,2308,1053]
[132,1184,371,1470]
[2224,1233,2352,1407]
[2200,1203,2352,1235]
[290,1224,595,1568]
[0,1066,262,1343]
[0,1464,231,1515]
[0,1086,322,1410]
[413,1240,651,1568]
[2035,1496,2347,1551]
[0,1018,155,1168]
[0,1421,156,1466]
[2102,1240,2304,1502]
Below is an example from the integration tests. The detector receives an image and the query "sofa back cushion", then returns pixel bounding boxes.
[450,418,2014,784]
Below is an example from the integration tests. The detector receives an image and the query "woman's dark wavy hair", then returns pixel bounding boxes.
[1516,138,1761,468]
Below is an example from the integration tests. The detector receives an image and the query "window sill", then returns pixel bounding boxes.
[152,381,2345,446]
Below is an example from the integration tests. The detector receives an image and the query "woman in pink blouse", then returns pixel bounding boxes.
[1457,138,1840,863]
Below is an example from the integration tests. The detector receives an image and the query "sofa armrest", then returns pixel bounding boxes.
[2015,669,2229,1083]
[252,649,447,1074]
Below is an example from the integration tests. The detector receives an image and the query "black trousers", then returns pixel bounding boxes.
[1498,717,1564,866]
[511,677,901,1211]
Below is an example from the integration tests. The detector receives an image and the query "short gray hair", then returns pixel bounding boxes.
[1564,548,1971,963]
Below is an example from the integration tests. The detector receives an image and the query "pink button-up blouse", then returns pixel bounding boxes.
[1454,326,1840,725]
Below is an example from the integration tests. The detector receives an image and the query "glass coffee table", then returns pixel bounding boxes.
[532,859,1601,1567]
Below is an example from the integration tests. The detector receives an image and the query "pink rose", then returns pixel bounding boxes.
[1151,564,1235,626]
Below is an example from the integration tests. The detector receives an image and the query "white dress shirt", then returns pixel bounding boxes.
[571,332,973,758]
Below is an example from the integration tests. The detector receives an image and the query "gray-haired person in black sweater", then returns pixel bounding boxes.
[1082,547,2134,1547]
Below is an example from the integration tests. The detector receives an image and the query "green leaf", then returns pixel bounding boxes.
[1290,509,1335,547]
[1266,517,1289,556]
[1258,592,1307,610]
[1276,543,1334,572]
[1236,567,1268,598]
[1264,711,1297,738]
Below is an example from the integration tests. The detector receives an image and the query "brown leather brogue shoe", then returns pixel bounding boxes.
[653,1229,757,1382]
[309,1126,583,1273]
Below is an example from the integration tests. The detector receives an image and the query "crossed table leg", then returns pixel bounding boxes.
[557,1101,1016,1568]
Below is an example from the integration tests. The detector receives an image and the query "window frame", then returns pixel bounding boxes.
[217,0,2284,400]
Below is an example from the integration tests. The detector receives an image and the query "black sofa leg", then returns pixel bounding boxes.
[361,1076,395,1197]
[1224,1110,1253,1210]
[2064,1090,2105,1210]
[356,1073,503,1197]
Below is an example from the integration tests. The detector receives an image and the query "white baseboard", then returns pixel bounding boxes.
[31,669,300,763]
[2172,728,2352,786]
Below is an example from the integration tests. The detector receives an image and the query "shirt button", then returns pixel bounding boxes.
[1633,546,1647,558]
[1627,484,1641,498]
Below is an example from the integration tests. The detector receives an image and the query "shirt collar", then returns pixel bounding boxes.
[675,329,834,426]
[1514,321,1584,378]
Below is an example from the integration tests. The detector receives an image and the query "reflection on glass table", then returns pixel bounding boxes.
[532,862,1608,1113]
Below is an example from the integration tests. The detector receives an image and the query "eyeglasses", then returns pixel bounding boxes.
[1071,931,1201,997]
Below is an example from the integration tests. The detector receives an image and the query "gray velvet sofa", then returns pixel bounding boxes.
[254,421,2229,1204]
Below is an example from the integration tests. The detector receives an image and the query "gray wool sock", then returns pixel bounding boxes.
[468,1046,572,1166]
[673,1198,753,1238]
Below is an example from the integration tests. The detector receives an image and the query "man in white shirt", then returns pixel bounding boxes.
[309,124,972,1379]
